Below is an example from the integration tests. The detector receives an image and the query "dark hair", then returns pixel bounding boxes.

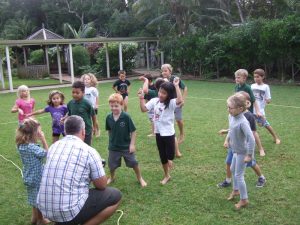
[159,82,176,109]
[154,78,166,90]
[64,115,85,135]
[72,81,85,92]
[253,68,265,77]
[144,74,153,82]
[118,70,126,76]
[47,90,65,106]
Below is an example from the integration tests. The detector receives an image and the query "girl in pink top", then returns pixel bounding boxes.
[11,85,35,124]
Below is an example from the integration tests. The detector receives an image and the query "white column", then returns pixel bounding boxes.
[105,43,110,78]
[5,46,13,92]
[119,43,123,70]
[146,41,150,70]
[69,44,74,83]
[161,51,164,66]
[45,46,50,75]
[0,54,5,89]
[56,45,62,83]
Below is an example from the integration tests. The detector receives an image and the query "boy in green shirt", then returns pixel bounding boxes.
[67,81,98,145]
[106,93,147,187]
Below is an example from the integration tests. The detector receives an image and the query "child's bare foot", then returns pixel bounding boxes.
[160,176,171,185]
[227,191,240,201]
[107,177,115,185]
[235,199,249,210]
[139,178,147,187]
[147,133,155,137]
[259,149,266,157]
[275,138,281,144]
[176,152,182,158]
[178,134,185,144]
[36,218,51,225]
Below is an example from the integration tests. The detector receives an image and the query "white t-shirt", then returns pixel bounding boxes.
[145,98,177,136]
[84,86,99,108]
[251,83,271,115]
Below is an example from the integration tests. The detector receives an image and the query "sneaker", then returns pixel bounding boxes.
[217,180,231,188]
[256,177,266,188]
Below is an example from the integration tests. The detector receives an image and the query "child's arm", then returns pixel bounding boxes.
[138,89,148,112]
[38,129,48,151]
[129,131,136,153]
[173,78,183,105]
[218,129,229,135]
[112,84,119,93]
[241,123,255,162]
[253,101,263,117]
[27,109,46,117]
[95,96,99,109]
[223,134,229,148]
[92,114,99,135]
[11,104,23,114]
[139,76,150,94]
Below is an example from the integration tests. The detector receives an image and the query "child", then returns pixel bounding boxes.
[81,73,100,137]
[27,90,67,143]
[234,69,265,156]
[251,69,281,145]
[105,93,147,187]
[67,81,98,146]
[218,91,266,189]
[161,64,187,145]
[224,93,255,209]
[112,70,131,112]
[11,85,35,125]
[139,79,183,185]
[139,74,157,137]
[16,118,50,225]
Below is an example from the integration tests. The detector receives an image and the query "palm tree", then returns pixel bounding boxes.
[63,21,96,38]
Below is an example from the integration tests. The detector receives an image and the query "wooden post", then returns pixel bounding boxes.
[5,46,13,91]
[69,44,74,83]
[56,45,62,83]
[45,46,50,75]
[146,41,150,70]
[119,43,123,70]
[105,43,110,78]
[23,47,27,67]
[0,54,5,89]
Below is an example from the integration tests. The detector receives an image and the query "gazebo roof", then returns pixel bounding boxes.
[26,28,64,40]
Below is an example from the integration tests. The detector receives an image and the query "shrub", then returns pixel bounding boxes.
[28,49,44,64]
[95,43,137,77]
[72,45,90,76]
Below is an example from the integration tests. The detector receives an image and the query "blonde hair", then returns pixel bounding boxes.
[234,69,248,78]
[108,93,123,105]
[81,73,98,87]
[17,85,30,100]
[237,91,250,101]
[16,118,40,146]
[161,64,173,73]
[47,90,65,106]
[227,93,247,111]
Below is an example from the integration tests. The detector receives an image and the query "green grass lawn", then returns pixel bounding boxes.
[0,80,299,225]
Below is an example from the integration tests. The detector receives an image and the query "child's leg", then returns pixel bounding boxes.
[33,207,51,225]
[234,154,248,200]
[123,96,128,112]
[133,165,147,187]
[228,154,239,200]
[251,164,262,177]
[176,119,184,144]
[161,163,171,185]
[253,131,265,156]
[175,137,182,157]
[107,169,116,184]
[265,125,281,144]
[226,163,232,180]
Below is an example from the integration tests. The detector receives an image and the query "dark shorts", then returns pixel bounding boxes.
[155,134,175,164]
[53,133,65,137]
[94,109,98,115]
[121,93,128,100]
[55,188,122,225]
[84,132,92,146]
[108,150,138,170]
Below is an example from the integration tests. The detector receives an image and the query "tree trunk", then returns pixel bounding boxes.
[235,0,245,23]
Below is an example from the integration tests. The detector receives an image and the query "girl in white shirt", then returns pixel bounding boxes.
[139,78,182,184]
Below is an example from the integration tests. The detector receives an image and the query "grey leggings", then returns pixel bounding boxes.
[231,153,248,200]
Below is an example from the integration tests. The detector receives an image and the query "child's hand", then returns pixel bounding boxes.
[37,130,45,140]
[173,77,180,86]
[129,144,136,153]
[139,76,146,82]
[244,155,252,163]
[18,108,24,115]
[223,140,229,148]
[218,129,228,135]
[24,113,32,118]
[137,88,144,99]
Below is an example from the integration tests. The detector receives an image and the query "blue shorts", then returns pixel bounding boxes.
[255,115,270,127]
[225,148,256,167]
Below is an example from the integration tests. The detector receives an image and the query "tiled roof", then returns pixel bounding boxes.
[26,28,64,40]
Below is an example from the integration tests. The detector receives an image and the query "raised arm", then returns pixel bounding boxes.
[139,76,150,94]
[138,89,148,112]
[173,78,183,105]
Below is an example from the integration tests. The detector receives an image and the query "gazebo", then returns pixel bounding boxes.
[0,37,160,92]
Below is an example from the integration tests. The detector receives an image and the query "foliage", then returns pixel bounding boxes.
[63,22,97,39]
[28,49,44,65]
[72,45,90,76]
[95,43,138,77]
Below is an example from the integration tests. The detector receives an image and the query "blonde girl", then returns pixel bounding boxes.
[11,85,35,124]
[226,93,255,209]
[81,73,100,137]
[16,118,50,225]
[27,90,68,143]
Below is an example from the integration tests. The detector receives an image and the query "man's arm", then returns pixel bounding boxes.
[93,176,107,190]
